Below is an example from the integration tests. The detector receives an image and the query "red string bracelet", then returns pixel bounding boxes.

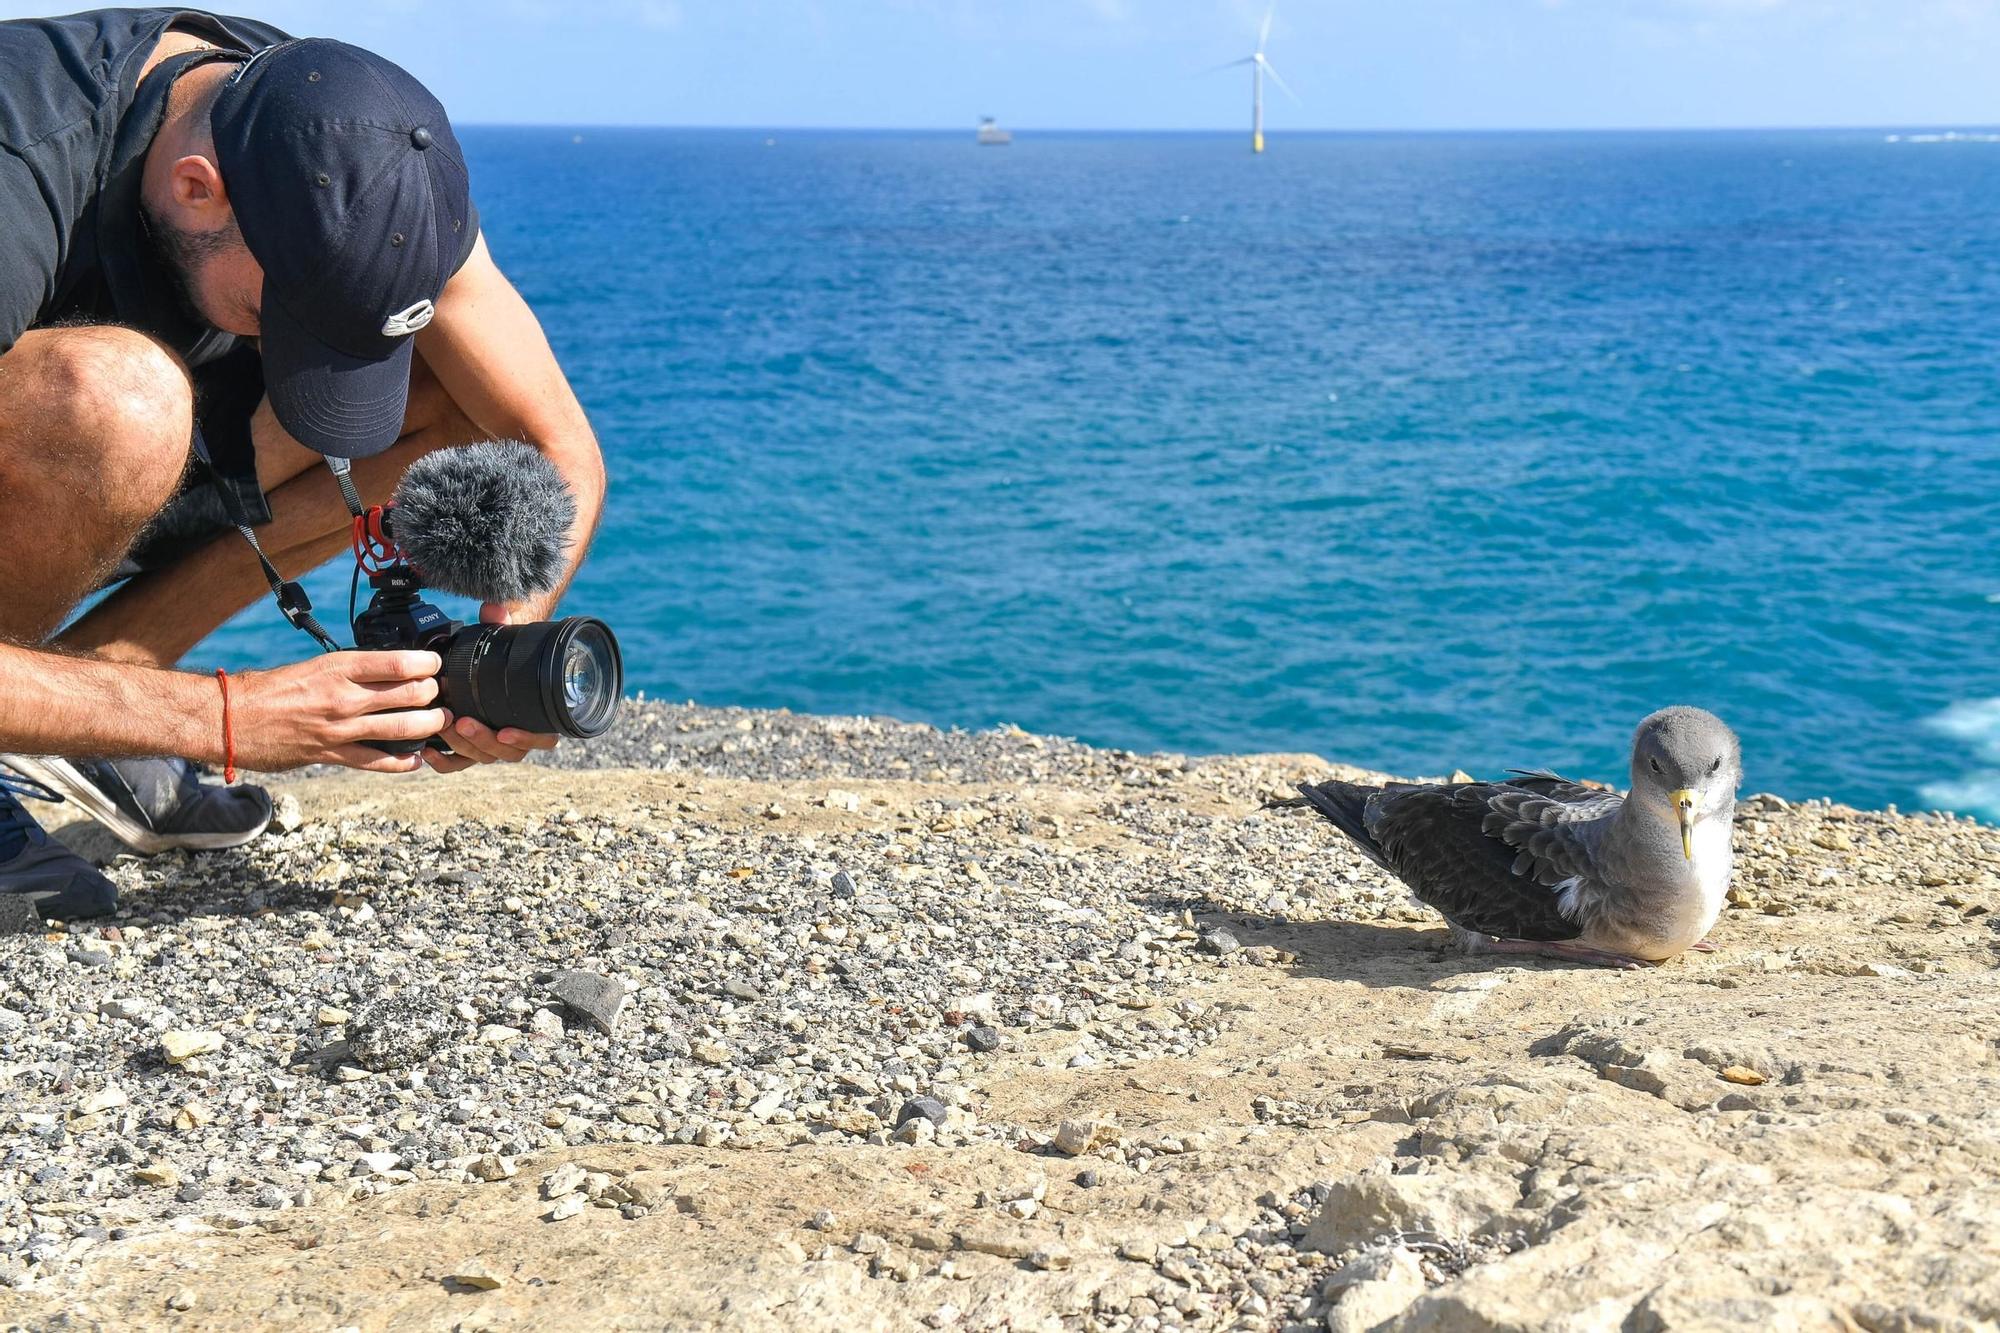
[214,668,237,785]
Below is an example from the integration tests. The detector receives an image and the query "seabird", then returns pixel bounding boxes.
[1278,707,1741,969]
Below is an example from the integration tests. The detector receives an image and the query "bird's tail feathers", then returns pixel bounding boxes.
[1287,779,1392,869]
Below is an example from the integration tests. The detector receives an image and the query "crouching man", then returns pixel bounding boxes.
[0,10,606,918]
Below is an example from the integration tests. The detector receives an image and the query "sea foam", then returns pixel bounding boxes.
[1920,699,2000,819]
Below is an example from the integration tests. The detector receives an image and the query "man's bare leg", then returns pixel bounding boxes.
[0,328,196,644]
[0,327,196,900]
[57,354,477,667]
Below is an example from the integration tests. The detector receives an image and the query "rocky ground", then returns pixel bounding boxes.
[1,699,1997,1331]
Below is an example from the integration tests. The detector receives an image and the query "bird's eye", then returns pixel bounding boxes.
[1709,758,1721,773]
[1648,757,1662,774]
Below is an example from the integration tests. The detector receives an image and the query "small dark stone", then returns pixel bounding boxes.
[830,871,857,898]
[345,994,453,1072]
[964,1025,1002,1052]
[0,895,42,935]
[175,1183,205,1204]
[895,1097,948,1128]
[1075,1169,1100,1188]
[550,969,627,1035]
[67,948,113,969]
[1199,929,1241,955]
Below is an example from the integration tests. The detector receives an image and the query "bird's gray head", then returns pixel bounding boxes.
[1628,707,1741,859]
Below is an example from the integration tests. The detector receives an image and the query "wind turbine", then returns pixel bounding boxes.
[1209,6,1298,154]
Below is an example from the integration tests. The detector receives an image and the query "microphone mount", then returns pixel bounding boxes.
[352,504,401,575]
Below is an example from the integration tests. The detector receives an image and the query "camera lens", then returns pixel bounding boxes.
[439,616,623,739]
[553,620,620,736]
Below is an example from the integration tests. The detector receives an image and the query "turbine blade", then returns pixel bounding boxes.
[1258,5,1274,54]
[1198,56,1256,75]
[1261,59,1301,105]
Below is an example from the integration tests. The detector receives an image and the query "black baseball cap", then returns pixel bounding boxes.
[210,39,475,458]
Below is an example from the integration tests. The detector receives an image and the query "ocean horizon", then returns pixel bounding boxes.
[194,126,2000,818]
[457,124,2000,135]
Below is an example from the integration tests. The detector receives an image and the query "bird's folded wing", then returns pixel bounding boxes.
[1479,785,1619,887]
[1366,785,1585,941]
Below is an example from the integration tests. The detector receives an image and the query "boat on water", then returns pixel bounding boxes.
[977,117,1012,146]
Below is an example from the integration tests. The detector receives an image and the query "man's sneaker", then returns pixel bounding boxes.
[0,774,118,920]
[0,755,272,855]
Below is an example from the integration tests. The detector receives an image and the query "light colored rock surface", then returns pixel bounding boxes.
[2,702,1997,1330]
[1323,1246,1426,1333]
[1052,1117,1120,1157]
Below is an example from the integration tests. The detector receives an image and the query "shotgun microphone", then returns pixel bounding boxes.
[384,440,576,604]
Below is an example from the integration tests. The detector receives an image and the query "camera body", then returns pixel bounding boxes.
[353,565,455,654]
[352,562,623,754]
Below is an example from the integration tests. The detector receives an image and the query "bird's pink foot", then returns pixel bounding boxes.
[1689,938,1719,953]
[1476,936,1654,971]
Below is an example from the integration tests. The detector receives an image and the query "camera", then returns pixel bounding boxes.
[241,442,623,753]
[351,562,623,755]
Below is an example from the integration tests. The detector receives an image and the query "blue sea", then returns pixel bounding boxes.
[200,128,2000,817]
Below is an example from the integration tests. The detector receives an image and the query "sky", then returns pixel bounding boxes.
[3,0,1997,130]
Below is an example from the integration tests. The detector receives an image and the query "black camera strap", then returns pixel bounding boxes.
[235,457,372,654]
[328,457,367,518]
[236,520,341,653]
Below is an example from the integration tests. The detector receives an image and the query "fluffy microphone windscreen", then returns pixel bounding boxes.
[389,441,576,603]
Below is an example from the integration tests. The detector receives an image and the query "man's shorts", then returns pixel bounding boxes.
[109,345,273,583]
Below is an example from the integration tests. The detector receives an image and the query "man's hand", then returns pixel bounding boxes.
[422,718,558,773]
[230,651,450,773]
[477,599,548,628]
[420,602,562,773]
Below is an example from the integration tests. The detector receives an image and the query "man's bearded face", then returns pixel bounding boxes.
[141,203,263,338]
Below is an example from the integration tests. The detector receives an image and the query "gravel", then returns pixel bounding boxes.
[527,698,1144,785]
[0,701,1303,1288]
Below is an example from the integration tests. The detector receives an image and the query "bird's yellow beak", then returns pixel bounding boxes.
[1670,789,1695,859]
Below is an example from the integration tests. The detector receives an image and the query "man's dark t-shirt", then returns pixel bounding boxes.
[0,9,479,547]
[0,8,289,363]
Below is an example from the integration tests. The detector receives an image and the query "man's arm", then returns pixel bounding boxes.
[0,644,451,774]
[417,235,606,625]
[401,234,606,772]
